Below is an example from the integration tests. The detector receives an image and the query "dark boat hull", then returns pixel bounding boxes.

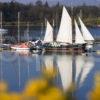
[43,46,86,54]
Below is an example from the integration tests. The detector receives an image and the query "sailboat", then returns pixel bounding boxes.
[42,20,60,53]
[43,6,94,53]
[78,17,94,50]
[11,13,30,54]
[43,7,73,53]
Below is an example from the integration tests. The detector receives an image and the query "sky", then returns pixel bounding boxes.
[0,0,100,6]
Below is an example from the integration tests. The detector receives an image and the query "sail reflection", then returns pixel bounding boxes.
[56,54,94,91]
[56,55,72,91]
[43,54,54,72]
[42,53,94,91]
[75,55,86,85]
[78,55,94,87]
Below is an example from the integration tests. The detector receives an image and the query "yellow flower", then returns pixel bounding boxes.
[38,87,64,100]
[0,81,8,92]
[89,73,100,100]
[0,93,11,100]
[10,93,21,100]
[43,67,57,79]
[24,79,48,97]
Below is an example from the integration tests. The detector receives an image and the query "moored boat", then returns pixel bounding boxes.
[43,7,74,53]
[43,6,95,54]
[11,43,30,53]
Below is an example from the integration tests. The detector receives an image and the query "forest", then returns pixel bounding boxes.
[0,0,100,26]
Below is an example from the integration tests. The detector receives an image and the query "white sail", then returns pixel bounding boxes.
[43,20,53,43]
[56,6,72,44]
[75,55,85,83]
[75,20,86,44]
[56,55,72,91]
[79,17,94,42]
[43,55,54,71]
[79,55,94,87]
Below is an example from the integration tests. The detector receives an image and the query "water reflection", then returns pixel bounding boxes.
[42,53,95,91]
[56,54,72,91]
[75,54,94,88]
[0,51,95,93]
[43,54,54,72]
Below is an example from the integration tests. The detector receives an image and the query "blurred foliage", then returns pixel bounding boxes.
[0,66,100,100]
[0,67,75,100]
[89,73,100,100]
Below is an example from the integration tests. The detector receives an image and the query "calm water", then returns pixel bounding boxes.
[0,27,100,100]
[5,26,100,41]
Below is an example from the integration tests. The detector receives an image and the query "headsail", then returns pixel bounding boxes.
[56,6,72,44]
[75,20,86,44]
[79,17,94,42]
[43,20,53,43]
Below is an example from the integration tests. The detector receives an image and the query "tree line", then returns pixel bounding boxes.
[0,0,100,26]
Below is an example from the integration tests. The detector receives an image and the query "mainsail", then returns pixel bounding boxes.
[43,20,53,43]
[79,17,94,42]
[56,55,72,91]
[56,6,72,44]
[75,20,86,44]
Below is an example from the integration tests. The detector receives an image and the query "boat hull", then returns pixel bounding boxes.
[43,45,86,54]
[11,46,30,54]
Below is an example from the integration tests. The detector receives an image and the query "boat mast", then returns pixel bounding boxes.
[0,11,3,81]
[17,12,21,89]
[0,12,3,44]
[0,12,2,29]
[52,19,55,41]
[79,9,83,19]
[18,12,20,43]
[41,22,43,40]
[70,3,74,43]
[70,2,76,98]
[27,22,30,41]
